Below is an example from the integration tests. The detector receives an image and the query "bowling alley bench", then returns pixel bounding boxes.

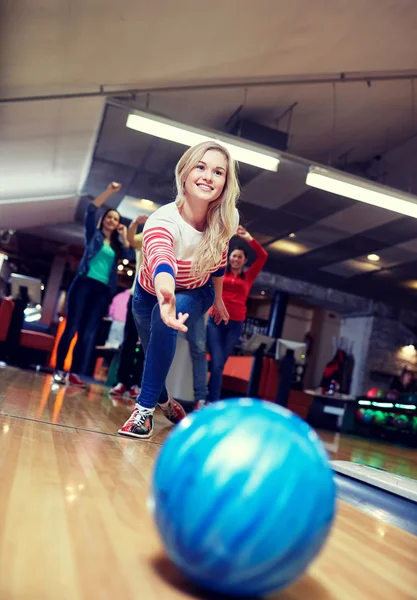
[0,296,56,366]
[218,355,312,421]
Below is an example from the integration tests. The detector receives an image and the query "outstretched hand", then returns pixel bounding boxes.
[158,288,189,332]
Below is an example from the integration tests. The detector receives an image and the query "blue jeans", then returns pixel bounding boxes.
[207,316,243,402]
[56,276,110,375]
[186,315,208,401]
[132,281,214,409]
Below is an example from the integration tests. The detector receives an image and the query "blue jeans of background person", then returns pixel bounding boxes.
[56,276,110,375]
[116,295,144,389]
[186,315,208,401]
[132,280,214,409]
[207,316,243,402]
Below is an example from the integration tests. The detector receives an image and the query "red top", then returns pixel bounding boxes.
[221,238,268,322]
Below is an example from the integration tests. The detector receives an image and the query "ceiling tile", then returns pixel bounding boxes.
[241,158,308,209]
[281,188,353,220]
[267,238,318,256]
[322,259,381,278]
[295,224,348,246]
[315,203,398,235]
[361,245,417,268]
[396,238,417,253]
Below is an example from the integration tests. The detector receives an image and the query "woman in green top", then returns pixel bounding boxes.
[53,183,131,387]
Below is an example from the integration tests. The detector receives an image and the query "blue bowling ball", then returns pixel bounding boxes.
[150,399,336,597]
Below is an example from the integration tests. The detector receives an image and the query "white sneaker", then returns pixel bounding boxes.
[53,370,67,385]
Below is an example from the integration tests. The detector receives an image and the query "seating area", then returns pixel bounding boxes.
[0,297,56,365]
[220,355,312,420]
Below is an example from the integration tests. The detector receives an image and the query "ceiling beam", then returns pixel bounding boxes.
[1,69,416,104]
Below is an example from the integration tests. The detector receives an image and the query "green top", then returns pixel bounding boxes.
[87,242,115,286]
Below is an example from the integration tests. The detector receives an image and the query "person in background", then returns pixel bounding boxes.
[118,140,239,439]
[53,183,131,387]
[106,288,131,348]
[185,314,209,409]
[389,367,414,394]
[205,226,268,404]
[109,215,148,399]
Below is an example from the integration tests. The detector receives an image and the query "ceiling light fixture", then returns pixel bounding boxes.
[306,166,417,218]
[367,254,380,262]
[289,233,296,238]
[126,112,280,172]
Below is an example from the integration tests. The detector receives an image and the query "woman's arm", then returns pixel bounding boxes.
[92,182,121,208]
[236,226,268,285]
[117,224,130,248]
[142,214,187,331]
[211,275,229,325]
[127,215,148,249]
[154,272,189,332]
[85,183,122,243]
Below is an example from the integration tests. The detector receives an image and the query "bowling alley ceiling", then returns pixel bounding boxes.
[1,0,417,308]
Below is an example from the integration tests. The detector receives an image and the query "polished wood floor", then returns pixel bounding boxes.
[0,365,416,599]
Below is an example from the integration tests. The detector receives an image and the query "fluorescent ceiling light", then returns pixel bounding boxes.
[126,112,279,172]
[306,166,417,219]
[0,194,75,205]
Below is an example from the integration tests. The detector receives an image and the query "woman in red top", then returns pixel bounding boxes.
[207,226,268,402]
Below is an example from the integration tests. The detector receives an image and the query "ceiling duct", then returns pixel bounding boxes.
[227,119,288,152]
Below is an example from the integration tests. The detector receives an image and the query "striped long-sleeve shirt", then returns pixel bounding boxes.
[138,202,238,295]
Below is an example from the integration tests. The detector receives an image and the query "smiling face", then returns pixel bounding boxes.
[184,149,228,205]
[229,248,247,273]
[102,210,120,232]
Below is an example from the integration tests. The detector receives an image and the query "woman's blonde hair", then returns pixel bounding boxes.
[175,141,240,275]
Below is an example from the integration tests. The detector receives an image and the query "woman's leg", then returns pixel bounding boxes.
[119,283,213,438]
[207,319,242,402]
[222,320,243,366]
[206,317,226,402]
[186,314,208,402]
[72,279,110,376]
[137,285,213,409]
[55,278,86,372]
[116,296,139,389]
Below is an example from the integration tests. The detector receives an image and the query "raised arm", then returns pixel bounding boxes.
[127,215,148,249]
[236,226,268,285]
[85,183,122,243]
[92,182,121,208]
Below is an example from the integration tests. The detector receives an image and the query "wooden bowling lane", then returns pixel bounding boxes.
[318,430,417,480]
[1,366,417,479]
[1,407,416,599]
[0,365,171,442]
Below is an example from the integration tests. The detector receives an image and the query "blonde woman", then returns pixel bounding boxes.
[119,141,240,439]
